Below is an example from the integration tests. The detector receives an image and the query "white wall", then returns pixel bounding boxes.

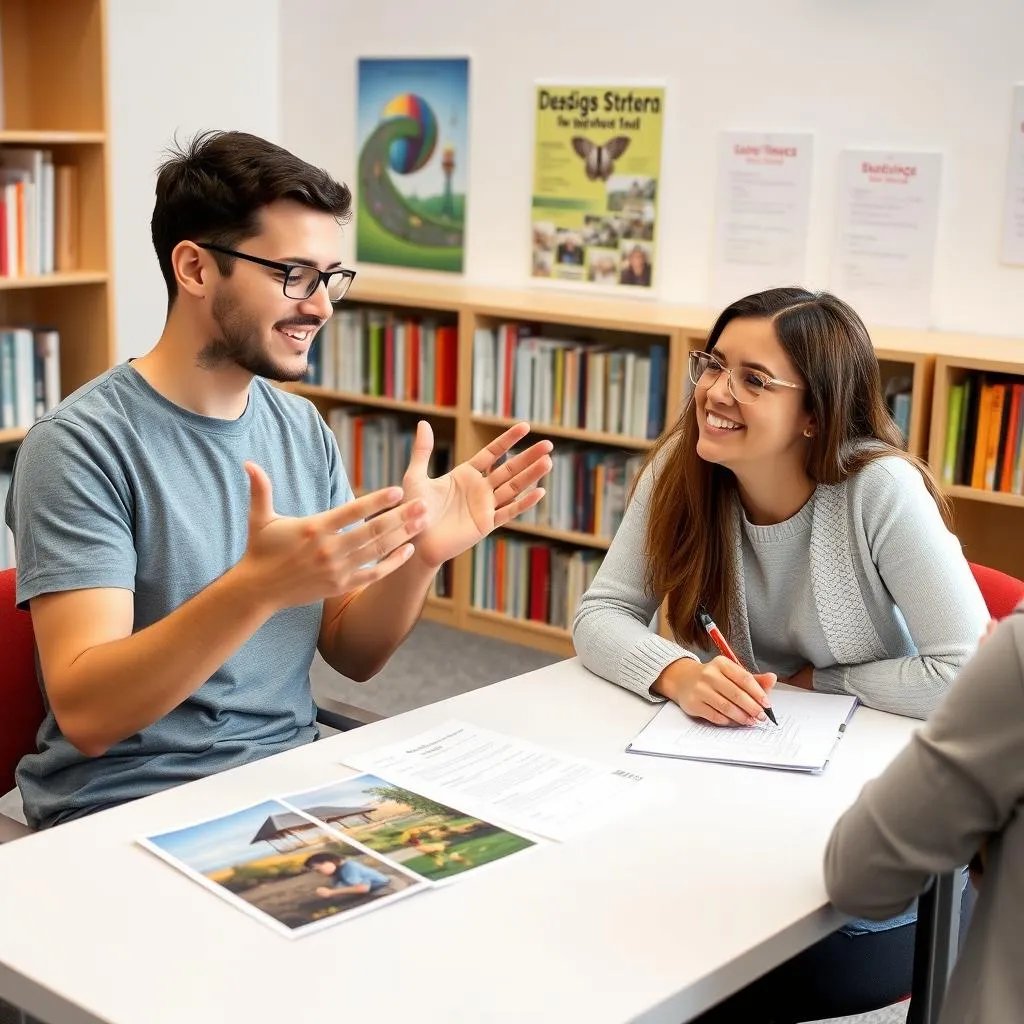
[106,0,281,362]
[280,0,1024,340]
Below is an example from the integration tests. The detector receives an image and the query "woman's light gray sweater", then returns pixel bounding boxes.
[572,455,989,719]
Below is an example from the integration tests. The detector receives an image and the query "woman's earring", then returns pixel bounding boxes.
[803,427,815,438]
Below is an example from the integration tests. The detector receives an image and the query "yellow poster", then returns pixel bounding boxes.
[531,83,664,290]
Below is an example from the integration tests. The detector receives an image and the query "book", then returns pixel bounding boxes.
[626,689,859,774]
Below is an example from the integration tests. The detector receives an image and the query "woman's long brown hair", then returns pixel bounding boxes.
[635,287,949,647]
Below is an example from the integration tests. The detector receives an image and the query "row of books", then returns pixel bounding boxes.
[306,308,458,407]
[471,534,604,630]
[516,445,645,538]
[884,375,912,447]
[942,375,1024,493]
[326,407,453,598]
[1,326,62,430]
[472,325,668,440]
[0,148,78,277]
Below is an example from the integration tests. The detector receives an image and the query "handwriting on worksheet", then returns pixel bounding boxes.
[670,714,801,762]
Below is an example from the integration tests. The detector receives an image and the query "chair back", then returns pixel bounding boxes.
[0,568,43,793]
[969,562,1024,621]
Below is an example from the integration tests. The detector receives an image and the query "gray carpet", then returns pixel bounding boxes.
[312,620,910,1024]
[310,618,562,717]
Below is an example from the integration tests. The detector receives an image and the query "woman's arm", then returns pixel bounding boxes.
[812,458,989,718]
[824,617,1024,918]
[572,466,699,701]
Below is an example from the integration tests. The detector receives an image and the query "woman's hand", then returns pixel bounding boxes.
[653,657,776,726]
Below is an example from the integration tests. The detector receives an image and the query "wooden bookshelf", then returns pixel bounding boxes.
[302,270,1024,654]
[0,0,115,447]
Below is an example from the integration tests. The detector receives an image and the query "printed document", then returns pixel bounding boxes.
[344,720,658,840]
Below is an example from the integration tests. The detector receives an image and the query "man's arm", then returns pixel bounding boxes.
[823,616,1024,919]
[31,467,427,757]
[31,576,272,757]
[317,554,437,681]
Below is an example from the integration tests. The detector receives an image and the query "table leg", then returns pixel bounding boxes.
[907,871,961,1024]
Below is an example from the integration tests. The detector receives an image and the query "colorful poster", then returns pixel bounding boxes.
[530,83,664,291]
[356,58,469,273]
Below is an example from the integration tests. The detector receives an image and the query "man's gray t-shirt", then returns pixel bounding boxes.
[4,363,352,830]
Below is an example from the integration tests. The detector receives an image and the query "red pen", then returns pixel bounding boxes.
[697,606,778,725]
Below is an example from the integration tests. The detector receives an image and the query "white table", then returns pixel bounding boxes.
[0,659,923,1024]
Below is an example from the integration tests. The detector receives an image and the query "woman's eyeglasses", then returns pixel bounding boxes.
[688,350,803,404]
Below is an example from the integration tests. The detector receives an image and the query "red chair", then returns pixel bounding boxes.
[0,567,43,798]
[968,561,1024,621]
[0,566,381,841]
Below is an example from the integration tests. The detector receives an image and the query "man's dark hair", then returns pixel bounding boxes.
[304,852,341,869]
[150,129,352,309]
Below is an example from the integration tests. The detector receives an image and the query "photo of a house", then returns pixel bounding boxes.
[283,774,537,882]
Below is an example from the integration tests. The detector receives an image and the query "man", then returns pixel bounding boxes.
[2,130,551,831]
[304,851,392,899]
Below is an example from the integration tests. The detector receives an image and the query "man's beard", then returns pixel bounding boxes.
[197,289,312,383]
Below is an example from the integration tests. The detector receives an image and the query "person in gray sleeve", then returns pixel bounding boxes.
[824,610,1024,1024]
[572,287,989,1021]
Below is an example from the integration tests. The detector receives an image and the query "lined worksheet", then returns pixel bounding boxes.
[627,689,858,773]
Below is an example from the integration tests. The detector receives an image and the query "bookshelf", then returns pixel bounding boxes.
[295,274,1024,656]
[0,0,116,447]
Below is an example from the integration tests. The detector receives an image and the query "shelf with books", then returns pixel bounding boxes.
[508,439,645,546]
[468,531,603,656]
[465,607,574,658]
[500,521,612,551]
[303,302,460,412]
[290,383,457,419]
[0,0,115,450]
[930,358,1024,500]
[470,414,654,451]
[929,355,1024,579]
[0,270,107,290]
[877,355,929,457]
[470,312,672,444]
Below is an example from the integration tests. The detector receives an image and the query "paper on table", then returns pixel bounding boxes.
[139,798,427,939]
[343,720,660,841]
[627,689,858,773]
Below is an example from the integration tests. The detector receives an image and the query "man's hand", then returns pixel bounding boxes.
[240,461,429,611]
[399,421,553,569]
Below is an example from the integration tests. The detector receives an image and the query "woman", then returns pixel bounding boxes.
[572,287,988,1021]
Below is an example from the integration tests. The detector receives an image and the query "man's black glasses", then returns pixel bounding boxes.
[198,243,356,302]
